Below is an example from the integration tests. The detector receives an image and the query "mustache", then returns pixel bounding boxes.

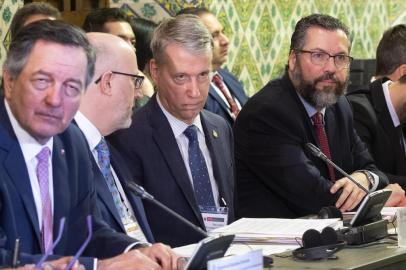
[314,72,338,83]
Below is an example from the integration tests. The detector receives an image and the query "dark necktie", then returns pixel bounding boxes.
[212,74,240,119]
[36,147,53,253]
[184,125,216,207]
[312,112,336,182]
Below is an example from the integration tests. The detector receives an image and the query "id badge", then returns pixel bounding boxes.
[200,206,228,232]
[123,218,145,241]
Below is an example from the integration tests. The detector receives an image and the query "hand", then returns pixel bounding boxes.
[330,172,369,212]
[384,184,406,207]
[139,243,180,270]
[97,249,162,270]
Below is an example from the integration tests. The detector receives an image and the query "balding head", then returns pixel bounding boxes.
[79,32,142,135]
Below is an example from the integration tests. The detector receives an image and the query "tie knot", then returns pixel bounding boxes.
[95,138,110,162]
[212,74,222,84]
[184,125,198,142]
[37,147,50,162]
[312,112,323,125]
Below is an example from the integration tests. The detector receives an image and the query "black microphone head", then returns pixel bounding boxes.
[306,143,328,161]
[302,229,322,248]
[321,227,338,245]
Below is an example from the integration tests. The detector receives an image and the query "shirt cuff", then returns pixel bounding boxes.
[93,258,97,270]
[357,170,379,192]
[124,242,152,253]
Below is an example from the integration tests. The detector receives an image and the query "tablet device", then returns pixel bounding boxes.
[183,234,235,270]
[350,189,391,227]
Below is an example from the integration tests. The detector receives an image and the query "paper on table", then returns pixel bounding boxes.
[174,243,299,258]
[210,218,341,244]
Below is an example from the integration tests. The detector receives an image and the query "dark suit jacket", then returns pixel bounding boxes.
[108,95,235,247]
[234,74,388,219]
[90,141,155,242]
[205,68,248,126]
[0,100,136,267]
[347,79,406,188]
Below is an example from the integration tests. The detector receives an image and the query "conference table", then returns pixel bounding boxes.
[268,240,406,270]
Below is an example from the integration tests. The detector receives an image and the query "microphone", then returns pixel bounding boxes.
[126,182,208,238]
[306,143,369,194]
[64,215,92,270]
[35,217,66,269]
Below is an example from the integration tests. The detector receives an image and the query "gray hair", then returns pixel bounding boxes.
[151,14,213,64]
[4,20,96,87]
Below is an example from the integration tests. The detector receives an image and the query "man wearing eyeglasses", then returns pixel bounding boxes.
[234,14,389,219]
[74,32,179,268]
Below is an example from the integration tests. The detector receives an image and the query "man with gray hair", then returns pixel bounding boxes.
[0,20,176,269]
[110,14,235,247]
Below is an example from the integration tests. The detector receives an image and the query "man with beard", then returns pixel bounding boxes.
[234,14,389,218]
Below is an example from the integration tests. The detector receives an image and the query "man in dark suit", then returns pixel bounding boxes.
[234,14,390,219]
[109,15,235,247]
[74,33,155,242]
[0,20,176,269]
[347,25,406,194]
[177,7,248,126]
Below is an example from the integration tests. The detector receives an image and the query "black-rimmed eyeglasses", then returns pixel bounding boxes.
[95,71,144,88]
[295,50,353,69]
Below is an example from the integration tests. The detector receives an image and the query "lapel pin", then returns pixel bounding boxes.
[61,149,65,155]
[212,130,218,138]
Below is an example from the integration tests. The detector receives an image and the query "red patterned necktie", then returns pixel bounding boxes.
[36,147,53,253]
[212,74,240,119]
[312,112,336,182]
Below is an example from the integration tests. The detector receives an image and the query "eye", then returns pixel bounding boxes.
[64,83,81,98]
[197,72,210,82]
[32,77,50,90]
[173,74,187,84]
[335,54,347,62]
[311,52,326,60]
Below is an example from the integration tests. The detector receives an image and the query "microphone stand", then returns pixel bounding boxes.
[126,182,208,238]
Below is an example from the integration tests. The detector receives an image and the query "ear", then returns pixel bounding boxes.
[288,50,297,72]
[150,59,159,85]
[396,64,406,79]
[99,71,113,96]
[2,70,15,100]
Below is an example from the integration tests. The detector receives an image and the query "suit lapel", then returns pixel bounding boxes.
[149,97,204,227]
[200,112,229,205]
[208,85,231,113]
[0,102,42,245]
[112,156,155,242]
[92,156,124,231]
[52,135,70,252]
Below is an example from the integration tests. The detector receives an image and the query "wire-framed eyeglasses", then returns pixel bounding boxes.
[95,71,144,88]
[296,50,353,69]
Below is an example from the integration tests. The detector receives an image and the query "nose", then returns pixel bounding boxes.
[187,78,201,98]
[323,56,337,73]
[45,86,62,106]
[219,32,229,46]
[134,87,144,100]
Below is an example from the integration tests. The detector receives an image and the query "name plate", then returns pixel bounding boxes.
[207,249,263,270]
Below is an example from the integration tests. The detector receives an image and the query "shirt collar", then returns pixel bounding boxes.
[74,110,102,151]
[5,99,53,161]
[382,80,400,127]
[156,94,204,138]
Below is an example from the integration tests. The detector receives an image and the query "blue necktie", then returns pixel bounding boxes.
[95,138,128,219]
[184,125,215,207]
